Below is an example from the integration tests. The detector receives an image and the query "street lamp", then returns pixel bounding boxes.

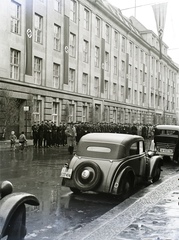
[24,105,29,137]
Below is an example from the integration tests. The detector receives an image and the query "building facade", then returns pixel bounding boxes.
[0,0,178,137]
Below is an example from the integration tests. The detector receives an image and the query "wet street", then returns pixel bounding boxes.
[0,143,179,239]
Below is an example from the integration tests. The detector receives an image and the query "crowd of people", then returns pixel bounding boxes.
[31,121,154,150]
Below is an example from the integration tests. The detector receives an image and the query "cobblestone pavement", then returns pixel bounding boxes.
[54,174,179,240]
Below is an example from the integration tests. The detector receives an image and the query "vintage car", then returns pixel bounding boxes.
[150,124,179,161]
[0,180,39,240]
[61,133,163,199]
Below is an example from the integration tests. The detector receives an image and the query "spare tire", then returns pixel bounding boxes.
[73,161,102,191]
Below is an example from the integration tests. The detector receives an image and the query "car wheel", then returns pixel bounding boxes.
[73,161,102,191]
[120,176,132,200]
[152,165,161,183]
[70,187,81,194]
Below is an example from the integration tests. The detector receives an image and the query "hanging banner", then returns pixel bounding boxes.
[64,15,69,84]
[25,0,33,75]
[101,38,105,93]
[152,2,168,59]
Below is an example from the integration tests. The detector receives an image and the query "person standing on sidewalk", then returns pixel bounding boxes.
[65,122,76,154]
[19,131,27,151]
[10,131,17,150]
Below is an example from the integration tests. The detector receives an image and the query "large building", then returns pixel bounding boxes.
[0,0,178,138]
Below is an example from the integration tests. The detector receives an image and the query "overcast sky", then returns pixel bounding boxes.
[108,0,179,64]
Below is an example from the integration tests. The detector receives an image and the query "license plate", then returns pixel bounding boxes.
[60,167,72,179]
[160,148,173,153]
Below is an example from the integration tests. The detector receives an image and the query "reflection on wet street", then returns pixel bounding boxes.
[0,146,119,239]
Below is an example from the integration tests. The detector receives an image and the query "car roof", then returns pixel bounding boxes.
[80,133,143,145]
[155,125,179,131]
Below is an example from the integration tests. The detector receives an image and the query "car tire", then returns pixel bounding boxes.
[70,187,81,194]
[152,165,161,183]
[120,175,133,200]
[73,161,102,191]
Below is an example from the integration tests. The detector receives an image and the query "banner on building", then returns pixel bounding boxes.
[64,15,69,84]
[125,53,129,100]
[25,0,33,75]
[101,38,105,93]
[152,2,168,59]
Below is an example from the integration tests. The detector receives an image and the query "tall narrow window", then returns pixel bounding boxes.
[10,48,20,80]
[140,50,143,63]
[82,105,87,122]
[95,46,99,68]
[70,0,77,23]
[121,85,124,101]
[121,36,126,53]
[34,57,42,85]
[83,40,88,63]
[69,68,75,91]
[69,104,75,122]
[82,73,88,94]
[135,46,138,61]
[95,17,100,37]
[53,63,60,88]
[69,33,76,57]
[34,14,43,44]
[54,24,61,51]
[121,60,125,78]
[11,1,21,34]
[129,41,133,57]
[105,52,109,71]
[104,80,108,98]
[113,83,117,100]
[114,56,117,75]
[113,109,117,123]
[94,77,99,97]
[84,8,89,30]
[105,24,110,43]
[33,99,41,122]
[114,31,118,48]
[52,102,59,123]
[54,0,62,13]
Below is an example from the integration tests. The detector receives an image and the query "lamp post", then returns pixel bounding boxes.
[24,105,29,137]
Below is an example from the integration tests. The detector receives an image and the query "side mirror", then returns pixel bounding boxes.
[0,181,13,199]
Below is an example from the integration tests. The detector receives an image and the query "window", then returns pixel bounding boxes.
[140,50,143,63]
[114,56,117,75]
[82,105,87,122]
[34,14,43,44]
[129,41,133,57]
[69,104,75,122]
[83,40,88,63]
[34,57,42,85]
[11,1,21,34]
[82,73,88,94]
[135,46,138,61]
[105,24,110,43]
[69,68,75,91]
[129,142,138,155]
[69,33,76,57]
[140,70,143,85]
[113,83,117,100]
[70,0,77,23]
[114,31,118,48]
[95,17,100,37]
[84,8,89,30]
[135,68,138,83]
[129,64,132,79]
[134,90,137,104]
[53,63,60,88]
[54,24,61,51]
[113,109,117,123]
[33,99,41,122]
[121,60,125,78]
[95,46,99,68]
[54,0,62,13]
[105,52,109,71]
[128,88,131,102]
[121,36,126,53]
[94,77,99,97]
[104,80,108,98]
[121,85,124,101]
[52,102,59,123]
[10,48,20,80]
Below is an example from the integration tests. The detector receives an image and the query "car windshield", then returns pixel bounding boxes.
[155,129,179,135]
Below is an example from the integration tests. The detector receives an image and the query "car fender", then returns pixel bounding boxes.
[148,155,163,179]
[0,192,39,239]
[111,166,135,195]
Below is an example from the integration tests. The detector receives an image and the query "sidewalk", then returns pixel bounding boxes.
[0,139,33,150]
[55,174,179,240]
